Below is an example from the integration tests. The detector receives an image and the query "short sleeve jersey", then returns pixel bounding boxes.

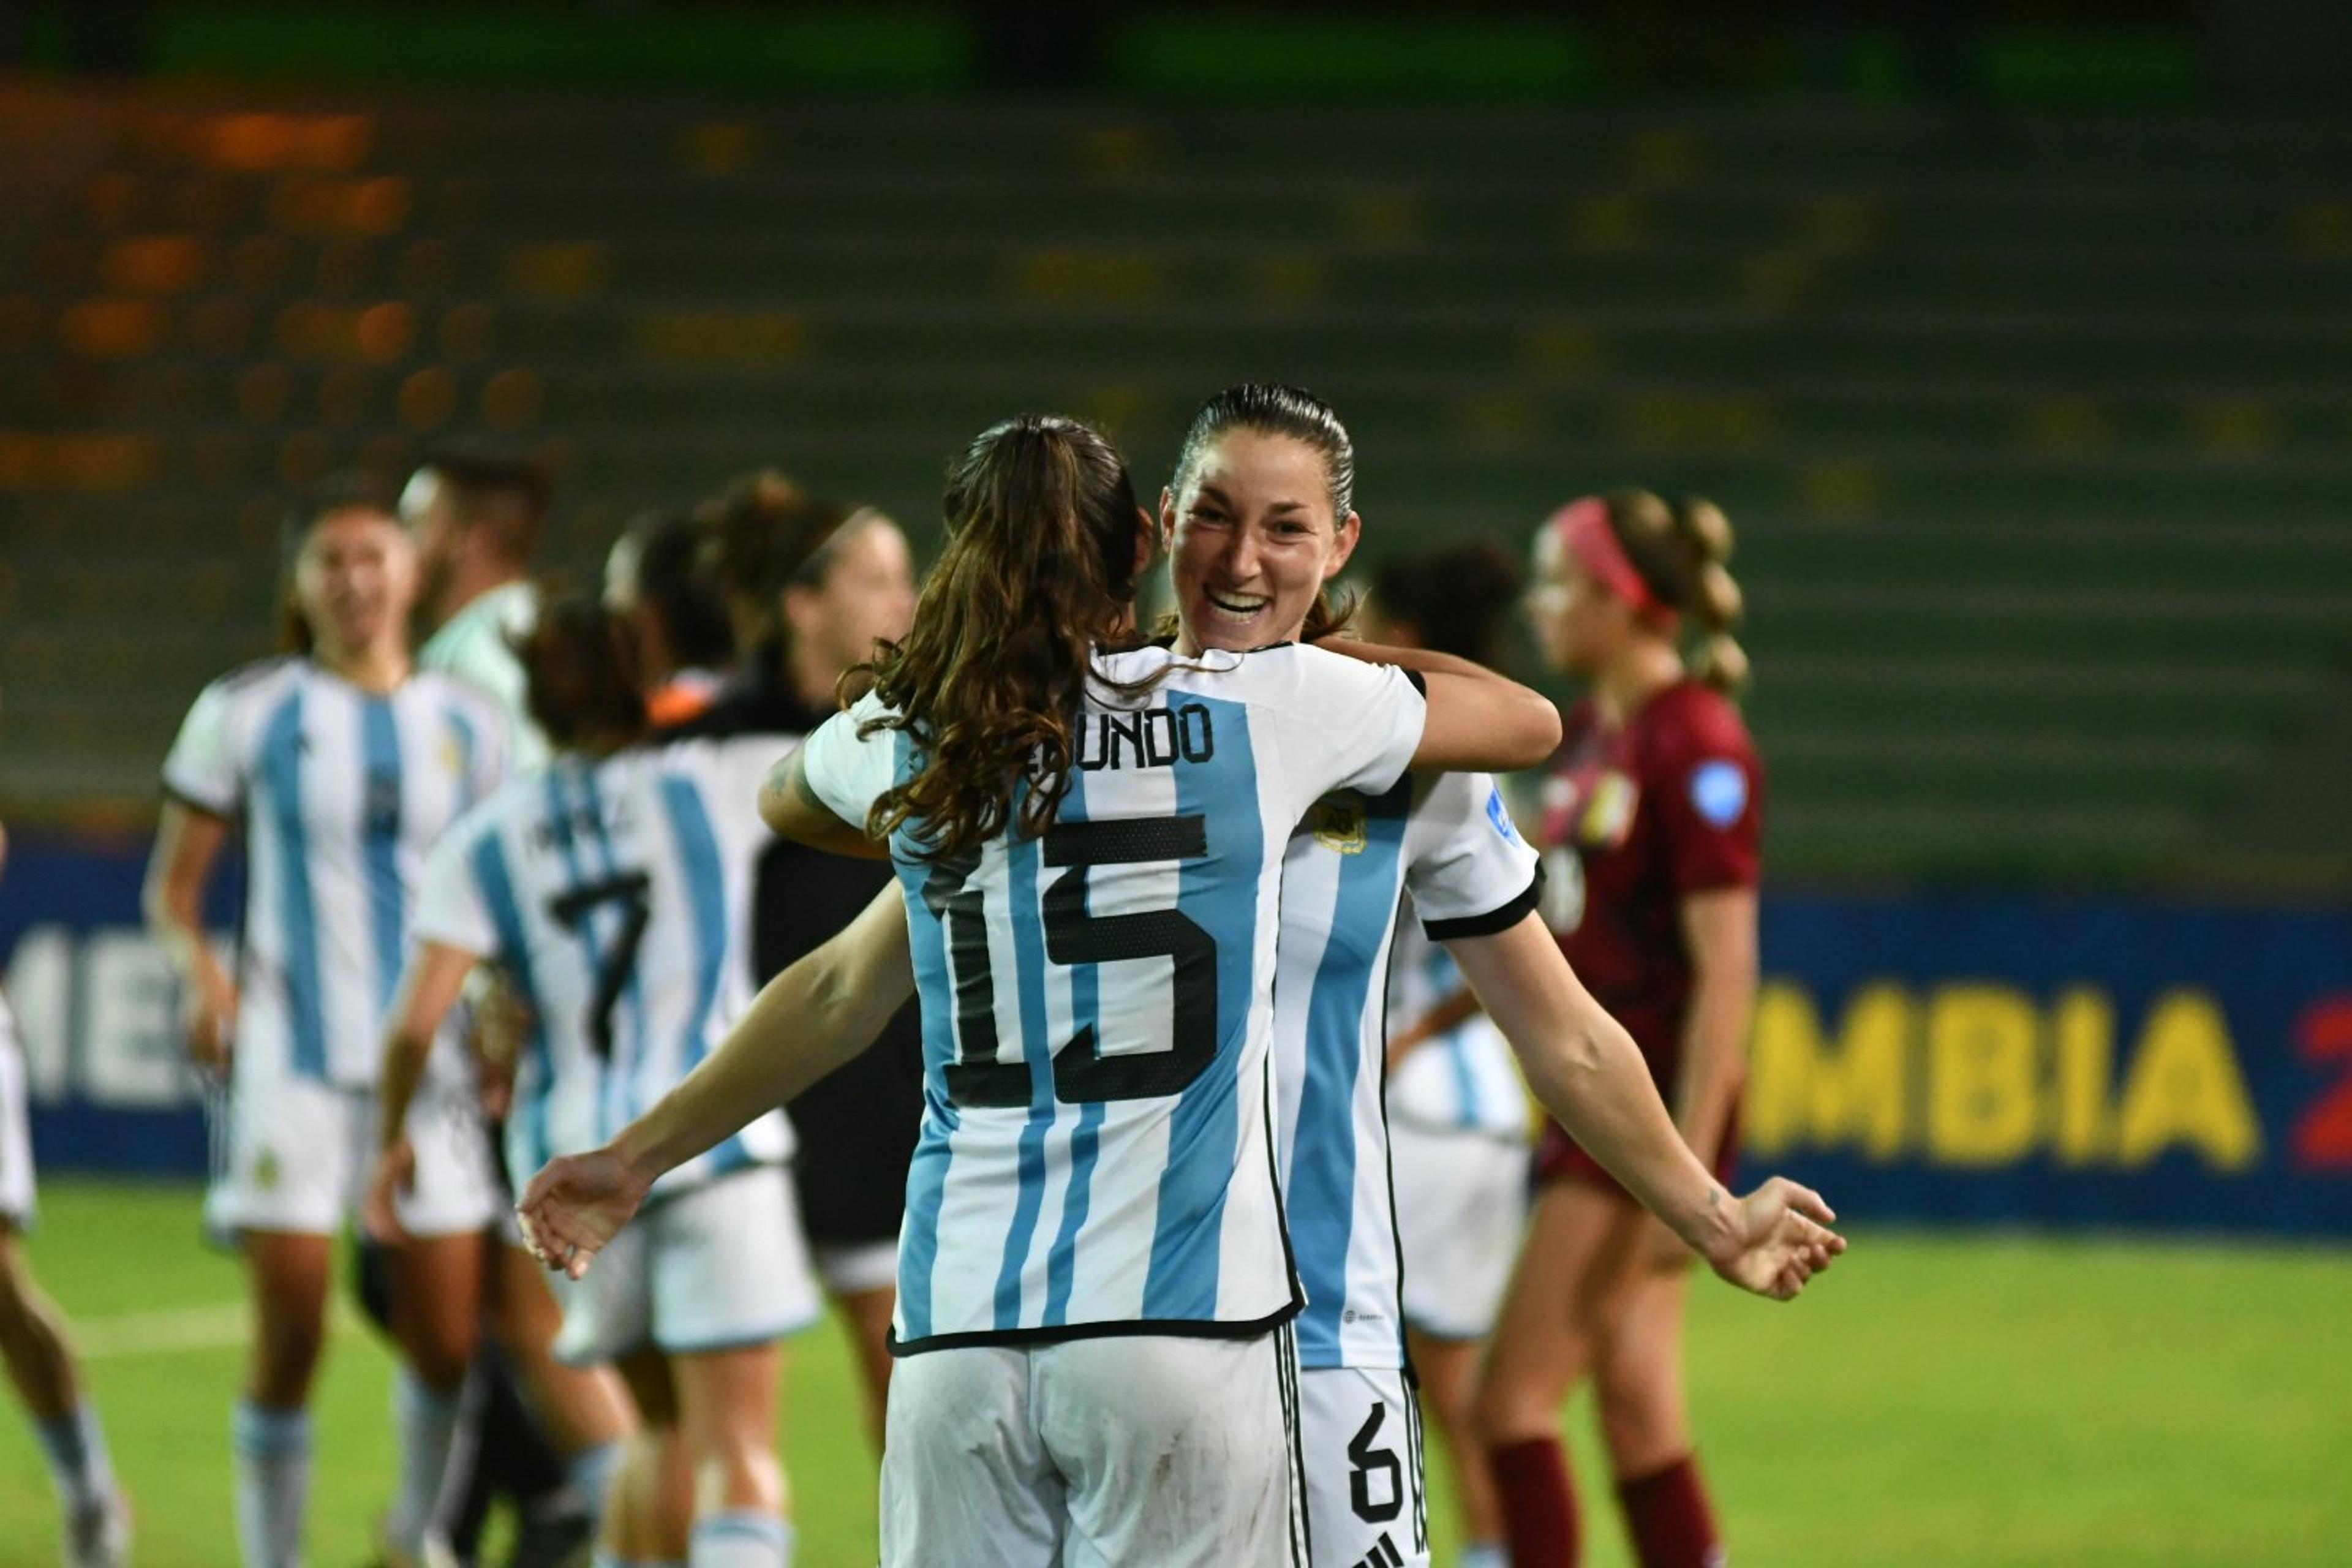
[1272,768,1538,1370]
[1538,679,1762,1076]
[419,581,548,773]
[798,643,1427,1353]
[415,734,794,1197]
[160,657,509,1088]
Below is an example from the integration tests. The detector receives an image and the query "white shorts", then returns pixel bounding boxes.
[205,1067,501,1241]
[551,1165,821,1365]
[1297,1365,1429,1568]
[1389,1120,1529,1343]
[0,1003,34,1227]
[812,1235,899,1299]
[881,1327,1306,1567]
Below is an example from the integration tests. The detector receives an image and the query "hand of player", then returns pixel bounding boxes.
[516,1147,652,1281]
[364,1137,416,1246]
[183,971,239,1079]
[1384,1018,1433,1071]
[1702,1177,1845,1302]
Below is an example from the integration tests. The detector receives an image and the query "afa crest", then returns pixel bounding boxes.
[1308,794,1368,855]
[253,1149,281,1192]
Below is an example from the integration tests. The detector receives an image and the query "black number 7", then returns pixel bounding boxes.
[546,871,652,1060]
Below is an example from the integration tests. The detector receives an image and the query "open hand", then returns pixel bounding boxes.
[516,1147,652,1280]
[1704,1177,1845,1302]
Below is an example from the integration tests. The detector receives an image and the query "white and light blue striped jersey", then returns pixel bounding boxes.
[801,643,1427,1352]
[1272,769,1539,1370]
[1386,922,1531,1142]
[414,734,795,1199]
[161,657,509,1089]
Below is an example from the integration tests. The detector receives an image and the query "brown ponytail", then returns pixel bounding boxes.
[1602,488,1751,695]
[518,597,651,753]
[862,414,1152,861]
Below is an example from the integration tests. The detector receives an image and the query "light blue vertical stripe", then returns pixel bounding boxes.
[472,831,551,1183]
[1291,794,1411,1365]
[360,696,405,1017]
[892,733,950,1341]
[262,688,329,1080]
[660,774,744,1173]
[1044,767,1102,1327]
[1431,948,1485,1131]
[991,809,1057,1332]
[1145,693,1261,1319]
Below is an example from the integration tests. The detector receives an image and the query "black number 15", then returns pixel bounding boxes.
[924,813,1218,1108]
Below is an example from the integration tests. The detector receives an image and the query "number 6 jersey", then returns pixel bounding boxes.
[801,643,1427,1352]
[415,734,796,1198]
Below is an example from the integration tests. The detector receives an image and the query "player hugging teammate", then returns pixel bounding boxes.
[513,390,1844,1568]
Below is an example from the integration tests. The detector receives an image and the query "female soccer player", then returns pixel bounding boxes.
[1158,386,1839,1568]
[680,484,920,1449]
[1,822,133,1567]
[1369,539,1536,1568]
[604,510,737,728]
[1477,489,1765,1568]
[526,409,1562,1565]
[143,475,513,1568]
[371,598,820,1568]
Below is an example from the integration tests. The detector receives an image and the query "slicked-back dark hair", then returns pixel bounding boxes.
[416,437,549,564]
[1170,381,1356,521]
[1372,538,1523,668]
[619,511,735,671]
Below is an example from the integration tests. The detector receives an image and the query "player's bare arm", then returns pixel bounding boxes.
[519,881,915,1278]
[141,801,240,1076]
[364,940,482,1243]
[1317,636,1563,772]
[1445,910,1844,1302]
[759,745,890,858]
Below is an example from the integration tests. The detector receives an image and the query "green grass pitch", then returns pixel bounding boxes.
[3,1181,2348,1566]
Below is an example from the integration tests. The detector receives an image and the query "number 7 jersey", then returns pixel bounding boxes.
[415,734,797,1199]
[801,644,1427,1352]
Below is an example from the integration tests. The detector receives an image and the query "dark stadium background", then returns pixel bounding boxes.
[0,4,2345,1564]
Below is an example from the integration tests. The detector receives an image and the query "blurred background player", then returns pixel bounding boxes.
[679,478,919,1449]
[1479,490,1761,1568]
[1369,539,1537,1568]
[403,441,553,771]
[374,598,819,1568]
[142,475,513,1568]
[603,511,737,729]
[402,441,638,1566]
[0,820,134,1568]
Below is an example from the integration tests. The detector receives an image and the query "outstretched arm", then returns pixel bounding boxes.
[1446,910,1843,1302]
[519,881,917,1276]
[1316,637,1561,774]
[758,746,891,858]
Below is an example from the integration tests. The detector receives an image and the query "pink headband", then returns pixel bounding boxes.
[1550,497,1671,621]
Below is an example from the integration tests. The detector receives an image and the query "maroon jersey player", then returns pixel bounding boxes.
[1477,489,1761,1568]
[1537,670,1760,1193]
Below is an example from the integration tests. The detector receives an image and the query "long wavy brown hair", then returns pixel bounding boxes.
[861,414,1152,860]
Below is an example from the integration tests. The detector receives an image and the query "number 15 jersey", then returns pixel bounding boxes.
[801,644,1427,1353]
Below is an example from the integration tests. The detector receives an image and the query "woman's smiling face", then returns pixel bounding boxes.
[1163,429,1359,655]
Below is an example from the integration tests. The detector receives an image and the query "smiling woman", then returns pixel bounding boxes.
[1161,381,1363,654]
